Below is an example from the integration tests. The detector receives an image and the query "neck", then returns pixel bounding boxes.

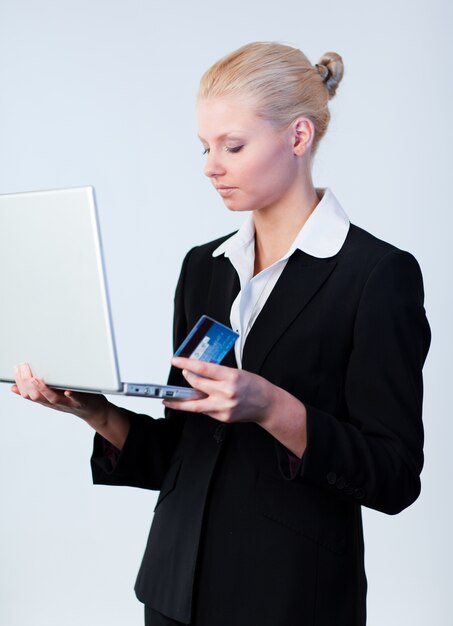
[253,183,319,275]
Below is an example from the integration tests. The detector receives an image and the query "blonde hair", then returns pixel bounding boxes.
[198,42,344,155]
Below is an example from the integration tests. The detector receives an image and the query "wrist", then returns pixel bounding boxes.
[88,403,131,450]
[81,398,112,429]
[258,384,307,458]
[258,382,287,428]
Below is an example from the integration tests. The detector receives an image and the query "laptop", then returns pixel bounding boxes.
[0,186,205,399]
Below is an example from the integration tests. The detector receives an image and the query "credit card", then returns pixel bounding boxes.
[174,315,239,364]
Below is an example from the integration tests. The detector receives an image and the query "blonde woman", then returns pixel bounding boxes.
[13,42,431,625]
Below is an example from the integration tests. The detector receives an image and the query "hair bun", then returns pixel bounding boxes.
[315,52,344,99]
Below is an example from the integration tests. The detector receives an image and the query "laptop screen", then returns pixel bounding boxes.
[0,187,122,392]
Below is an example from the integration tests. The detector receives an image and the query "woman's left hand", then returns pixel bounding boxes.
[164,357,307,457]
[163,357,274,424]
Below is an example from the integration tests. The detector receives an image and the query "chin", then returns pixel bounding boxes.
[222,199,254,213]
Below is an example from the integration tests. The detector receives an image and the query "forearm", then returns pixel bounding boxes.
[258,384,307,458]
[82,402,131,450]
[165,358,308,456]
[91,408,186,490]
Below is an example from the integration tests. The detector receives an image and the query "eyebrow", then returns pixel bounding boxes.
[197,132,245,143]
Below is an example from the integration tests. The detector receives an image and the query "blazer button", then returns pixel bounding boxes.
[327,472,337,485]
[336,477,346,490]
[353,488,365,500]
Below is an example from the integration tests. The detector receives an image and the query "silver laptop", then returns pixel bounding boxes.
[0,186,201,399]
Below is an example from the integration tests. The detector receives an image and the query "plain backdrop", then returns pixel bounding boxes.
[0,0,451,624]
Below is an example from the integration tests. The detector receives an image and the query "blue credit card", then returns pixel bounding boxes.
[174,315,239,364]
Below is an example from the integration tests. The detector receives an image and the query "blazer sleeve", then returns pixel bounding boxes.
[90,248,195,490]
[284,249,431,515]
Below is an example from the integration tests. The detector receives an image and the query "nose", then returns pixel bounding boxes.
[204,150,227,179]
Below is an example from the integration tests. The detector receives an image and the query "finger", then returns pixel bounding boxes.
[14,362,34,396]
[63,390,86,410]
[26,379,55,403]
[13,369,67,407]
[11,384,20,395]
[163,397,211,414]
[181,368,232,398]
[14,363,49,402]
[16,362,33,380]
[33,379,76,408]
[14,375,43,401]
[171,357,234,381]
[34,381,88,412]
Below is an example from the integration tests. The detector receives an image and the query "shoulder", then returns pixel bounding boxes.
[341,223,398,261]
[181,232,237,269]
[338,225,427,318]
[174,232,237,298]
[324,224,428,319]
[339,224,424,281]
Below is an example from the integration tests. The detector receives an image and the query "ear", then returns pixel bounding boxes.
[292,118,315,156]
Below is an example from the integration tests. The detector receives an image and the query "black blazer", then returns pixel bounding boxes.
[92,224,431,626]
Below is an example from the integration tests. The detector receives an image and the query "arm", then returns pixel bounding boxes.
[298,250,430,514]
[11,366,183,490]
[165,357,307,458]
[12,363,130,449]
[12,248,197,490]
[90,247,196,489]
[164,250,431,514]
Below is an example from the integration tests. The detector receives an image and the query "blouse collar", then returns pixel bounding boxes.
[212,188,350,261]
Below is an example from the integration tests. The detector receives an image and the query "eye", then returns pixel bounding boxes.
[202,148,210,155]
[224,145,243,154]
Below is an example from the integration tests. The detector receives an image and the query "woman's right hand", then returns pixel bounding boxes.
[12,363,131,449]
[12,362,110,426]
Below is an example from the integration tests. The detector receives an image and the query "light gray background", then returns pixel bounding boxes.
[0,0,451,624]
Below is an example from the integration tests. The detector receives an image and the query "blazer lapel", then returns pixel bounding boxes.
[242,250,337,373]
[206,254,240,369]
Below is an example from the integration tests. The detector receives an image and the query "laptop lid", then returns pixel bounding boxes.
[0,186,123,392]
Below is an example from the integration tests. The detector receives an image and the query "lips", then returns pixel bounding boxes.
[215,185,237,197]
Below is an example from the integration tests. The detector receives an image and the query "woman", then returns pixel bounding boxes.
[13,42,431,625]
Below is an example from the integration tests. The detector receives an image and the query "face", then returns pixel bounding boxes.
[197,96,305,215]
